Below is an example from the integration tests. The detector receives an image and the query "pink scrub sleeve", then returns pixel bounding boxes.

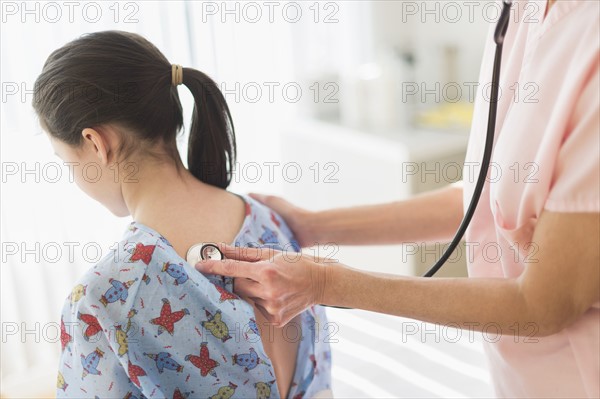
[545,68,600,213]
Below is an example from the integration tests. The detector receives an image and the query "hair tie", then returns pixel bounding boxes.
[171,64,183,86]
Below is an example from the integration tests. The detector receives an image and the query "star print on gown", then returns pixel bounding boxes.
[213,283,239,304]
[150,298,189,335]
[60,318,72,353]
[77,312,102,341]
[186,342,219,377]
[128,243,156,265]
[172,388,193,399]
[128,360,147,387]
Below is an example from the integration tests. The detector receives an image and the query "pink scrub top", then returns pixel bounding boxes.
[463,0,599,397]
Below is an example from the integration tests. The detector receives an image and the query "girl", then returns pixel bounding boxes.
[33,30,331,398]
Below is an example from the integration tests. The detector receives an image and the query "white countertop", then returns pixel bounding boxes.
[283,119,470,162]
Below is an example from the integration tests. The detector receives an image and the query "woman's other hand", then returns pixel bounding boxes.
[249,193,317,248]
[195,244,330,327]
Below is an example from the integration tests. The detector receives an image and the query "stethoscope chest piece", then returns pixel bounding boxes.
[186,243,223,265]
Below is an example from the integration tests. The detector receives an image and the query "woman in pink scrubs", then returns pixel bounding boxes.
[196,0,599,397]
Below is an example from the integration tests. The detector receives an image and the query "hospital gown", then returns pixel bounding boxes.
[57,194,332,398]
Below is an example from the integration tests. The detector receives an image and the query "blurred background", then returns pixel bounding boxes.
[1,1,495,397]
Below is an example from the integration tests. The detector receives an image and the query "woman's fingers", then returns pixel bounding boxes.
[251,297,301,327]
[231,277,263,299]
[251,300,273,324]
[248,193,312,248]
[198,248,327,327]
[251,298,284,327]
[195,259,264,281]
[248,193,268,203]
[248,193,296,222]
[217,244,278,262]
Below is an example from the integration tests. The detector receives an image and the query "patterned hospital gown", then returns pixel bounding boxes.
[57,194,332,398]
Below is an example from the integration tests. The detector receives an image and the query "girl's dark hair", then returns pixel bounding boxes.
[32,30,236,189]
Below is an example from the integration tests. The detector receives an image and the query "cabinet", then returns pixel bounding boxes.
[281,119,470,277]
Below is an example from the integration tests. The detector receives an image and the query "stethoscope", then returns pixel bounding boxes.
[187,243,224,264]
[188,0,513,306]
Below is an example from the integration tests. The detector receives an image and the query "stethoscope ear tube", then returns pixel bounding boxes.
[422,1,511,278]
[495,0,512,45]
[420,48,501,278]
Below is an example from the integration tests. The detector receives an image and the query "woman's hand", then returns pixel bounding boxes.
[249,193,317,247]
[195,244,329,327]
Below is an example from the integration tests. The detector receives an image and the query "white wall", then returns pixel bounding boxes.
[1,1,491,397]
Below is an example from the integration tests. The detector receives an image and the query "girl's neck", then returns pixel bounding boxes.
[119,157,245,260]
[121,159,202,221]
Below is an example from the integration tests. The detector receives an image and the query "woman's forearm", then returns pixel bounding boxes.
[308,184,464,246]
[322,264,548,337]
[315,210,600,339]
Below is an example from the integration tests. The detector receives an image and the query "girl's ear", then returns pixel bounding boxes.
[81,127,115,165]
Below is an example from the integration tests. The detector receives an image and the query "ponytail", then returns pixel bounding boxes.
[182,68,236,189]
[33,31,236,189]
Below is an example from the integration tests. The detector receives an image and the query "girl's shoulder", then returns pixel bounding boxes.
[235,193,301,252]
